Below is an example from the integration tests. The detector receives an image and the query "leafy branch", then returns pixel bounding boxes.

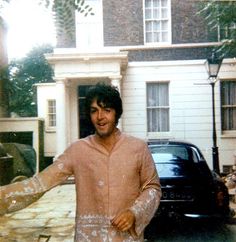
[198,0,236,57]
[38,0,93,39]
[0,0,93,40]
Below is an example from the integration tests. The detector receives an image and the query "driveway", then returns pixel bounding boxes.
[0,184,76,242]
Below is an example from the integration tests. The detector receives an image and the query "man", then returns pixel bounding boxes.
[0,83,161,241]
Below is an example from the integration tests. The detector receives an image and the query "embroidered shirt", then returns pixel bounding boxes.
[0,131,161,242]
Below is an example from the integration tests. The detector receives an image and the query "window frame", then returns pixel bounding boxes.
[146,81,170,136]
[220,79,236,134]
[143,0,172,45]
[46,99,56,132]
[218,22,236,42]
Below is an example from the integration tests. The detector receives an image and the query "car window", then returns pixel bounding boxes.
[191,147,200,163]
[150,145,190,162]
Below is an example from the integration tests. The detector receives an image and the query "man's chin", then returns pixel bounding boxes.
[96,130,107,137]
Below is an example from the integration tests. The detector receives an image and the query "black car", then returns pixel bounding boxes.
[148,140,234,220]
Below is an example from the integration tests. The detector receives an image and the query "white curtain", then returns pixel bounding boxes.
[147,82,169,132]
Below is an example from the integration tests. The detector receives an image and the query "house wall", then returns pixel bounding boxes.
[103,0,211,47]
[103,0,144,46]
[37,57,236,170]
[122,59,236,170]
[57,0,213,48]
[37,84,57,157]
[171,0,211,44]
[0,118,44,173]
[127,46,214,62]
[41,0,236,173]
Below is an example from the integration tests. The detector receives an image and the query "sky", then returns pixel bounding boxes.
[2,0,56,60]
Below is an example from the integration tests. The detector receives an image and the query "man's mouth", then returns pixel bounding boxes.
[97,123,107,128]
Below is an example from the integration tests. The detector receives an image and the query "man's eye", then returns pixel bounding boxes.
[105,108,111,112]
[90,109,96,113]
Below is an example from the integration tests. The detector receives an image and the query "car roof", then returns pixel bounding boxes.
[147,139,198,148]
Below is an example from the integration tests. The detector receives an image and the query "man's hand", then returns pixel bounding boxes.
[111,210,135,232]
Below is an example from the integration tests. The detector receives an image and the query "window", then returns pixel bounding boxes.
[147,82,169,132]
[216,0,236,42]
[221,81,236,130]
[47,99,56,128]
[144,0,170,44]
[218,22,236,41]
[75,0,103,49]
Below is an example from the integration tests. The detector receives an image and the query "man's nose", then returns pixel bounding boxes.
[97,110,104,119]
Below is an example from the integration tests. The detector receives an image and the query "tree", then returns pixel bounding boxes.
[0,0,93,41]
[0,0,93,116]
[198,0,236,57]
[39,0,93,46]
[7,44,54,117]
[0,16,8,117]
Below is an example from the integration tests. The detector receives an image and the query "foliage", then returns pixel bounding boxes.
[0,0,93,38]
[38,0,93,39]
[198,0,236,58]
[0,65,10,114]
[7,44,54,117]
[0,0,93,117]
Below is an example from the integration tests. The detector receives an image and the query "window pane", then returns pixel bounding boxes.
[147,83,169,106]
[146,21,152,31]
[222,108,236,130]
[146,0,152,8]
[48,100,56,128]
[153,0,159,8]
[145,9,152,19]
[153,8,160,19]
[153,21,160,31]
[162,20,168,30]
[146,32,152,42]
[153,32,160,42]
[162,0,168,7]
[162,32,168,41]
[147,82,169,132]
[161,8,168,18]
[221,81,236,130]
[147,108,169,132]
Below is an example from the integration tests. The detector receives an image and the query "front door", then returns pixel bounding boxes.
[78,85,95,138]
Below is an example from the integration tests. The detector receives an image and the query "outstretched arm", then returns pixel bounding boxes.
[0,152,73,215]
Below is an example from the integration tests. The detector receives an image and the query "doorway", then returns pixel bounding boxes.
[78,85,95,138]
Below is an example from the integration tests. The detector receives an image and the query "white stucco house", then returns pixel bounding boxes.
[2,0,236,174]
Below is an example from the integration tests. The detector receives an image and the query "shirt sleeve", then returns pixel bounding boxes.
[0,150,73,216]
[129,143,162,237]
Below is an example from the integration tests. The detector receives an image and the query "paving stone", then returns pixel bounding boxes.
[0,184,76,241]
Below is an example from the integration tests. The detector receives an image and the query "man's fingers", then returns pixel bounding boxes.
[111,210,135,231]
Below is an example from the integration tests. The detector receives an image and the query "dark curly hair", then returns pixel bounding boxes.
[85,82,123,125]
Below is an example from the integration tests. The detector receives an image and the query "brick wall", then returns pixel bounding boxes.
[171,0,212,44]
[127,46,215,62]
[103,0,144,46]
[56,1,217,49]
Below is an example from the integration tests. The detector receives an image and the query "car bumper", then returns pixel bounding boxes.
[156,204,235,220]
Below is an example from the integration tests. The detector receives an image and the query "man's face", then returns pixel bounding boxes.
[90,99,117,138]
